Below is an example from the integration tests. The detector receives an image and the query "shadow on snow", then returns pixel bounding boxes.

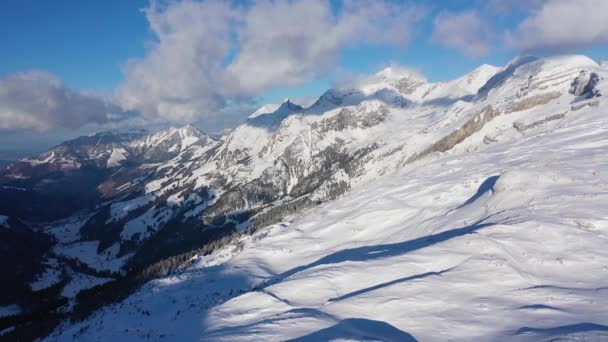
[287,318,418,342]
[258,212,515,290]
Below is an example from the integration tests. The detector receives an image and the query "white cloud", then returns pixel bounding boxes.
[431,10,491,58]
[226,0,418,94]
[117,0,235,123]
[0,71,109,131]
[116,0,422,124]
[507,0,608,52]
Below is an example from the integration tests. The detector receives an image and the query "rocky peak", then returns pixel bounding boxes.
[246,99,304,129]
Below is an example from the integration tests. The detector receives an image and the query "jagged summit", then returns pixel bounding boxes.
[246,98,304,128]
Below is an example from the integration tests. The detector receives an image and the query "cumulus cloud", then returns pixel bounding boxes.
[0,71,109,131]
[431,10,491,58]
[117,0,235,123]
[507,0,608,52]
[226,0,418,94]
[116,0,422,124]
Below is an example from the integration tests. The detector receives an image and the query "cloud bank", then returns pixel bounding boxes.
[116,0,422,123]
[507,0,608,52]
[2,0,608,134]
[431,10,491,57]
[0,71,108,131]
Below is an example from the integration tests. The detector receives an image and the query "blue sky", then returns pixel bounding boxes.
[1,0,607,156]
[0,0,149,91]
[0,0,516,94]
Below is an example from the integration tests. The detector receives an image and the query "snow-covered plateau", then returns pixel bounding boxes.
[41,55,608,341]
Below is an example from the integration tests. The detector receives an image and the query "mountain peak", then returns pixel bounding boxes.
[249,103,282,119]
[457,64,500,90]
[505,55,539,70]
[277,98,301,111]
[248,99,303,120]
[375,65,427,82]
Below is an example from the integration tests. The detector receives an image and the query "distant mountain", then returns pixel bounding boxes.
[2,125,208,179]
[0,126,210,220]
[2,54,607,341]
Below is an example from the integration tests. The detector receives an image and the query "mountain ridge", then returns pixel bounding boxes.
[2,53,607,341]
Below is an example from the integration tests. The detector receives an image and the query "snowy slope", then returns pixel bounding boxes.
[248,103,281,119]
[0,215,8,228]
[47,55,608,341]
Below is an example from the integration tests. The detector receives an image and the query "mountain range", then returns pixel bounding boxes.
[1,54,607,341]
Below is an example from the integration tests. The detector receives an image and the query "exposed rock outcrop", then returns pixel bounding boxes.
[408,105,500,162]
[507,92,562,113]
[570,71,600,98]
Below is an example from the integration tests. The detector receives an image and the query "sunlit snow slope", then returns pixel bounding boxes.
[49,55,608,341]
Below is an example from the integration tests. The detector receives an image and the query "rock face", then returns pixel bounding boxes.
[507,92,562,113]
[513,112,567,132]
[410,105,500,162]
[569,71,600,98]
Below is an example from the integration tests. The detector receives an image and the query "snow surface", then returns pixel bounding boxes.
[45,215,92,244]
[107,148,128,168]
[30,259,62,291]
[61,272,112,298]
[0,304,21,318]
[0,326,15,337]
[41,214,133,275]
[248,103,281,119]
[47,55,608,341]
[137,125,202,152]
[248,98,313,119]
[55,241,132,273]
[120,206,173,241]
[108,194,156,223]
[0,215,8,228]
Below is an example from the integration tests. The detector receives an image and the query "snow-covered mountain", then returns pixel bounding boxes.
[2,54,608,340]
[2,125,207,177]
